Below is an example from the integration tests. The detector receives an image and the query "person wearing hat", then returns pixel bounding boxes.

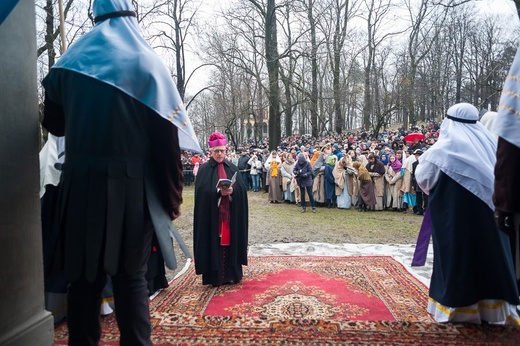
[415,103,519,324]
[331,143,344,160]
[193,132,248,287]
[411,149,426,215]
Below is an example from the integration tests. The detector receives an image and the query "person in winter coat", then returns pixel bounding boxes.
[247,154,262,192]
[366,153,386,210]
[193,132,248,287]
[324,155,338,208]
[293,154,317,213]
[384,153,403,211]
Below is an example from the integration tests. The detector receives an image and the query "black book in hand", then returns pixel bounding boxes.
[216,172,237,189]
[216,178,233,188]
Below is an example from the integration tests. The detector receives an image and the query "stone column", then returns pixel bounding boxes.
[0,0,54,345]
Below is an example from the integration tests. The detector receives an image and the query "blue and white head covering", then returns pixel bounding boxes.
[43,0,202,153]
[496,47,520,148]
[419,103,497,210]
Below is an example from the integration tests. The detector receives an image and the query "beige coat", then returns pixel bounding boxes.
[333,156,355,197]
[280,161,294,192]
[312,168,326,203]
[400,155,416,195]
[385,165,403,208]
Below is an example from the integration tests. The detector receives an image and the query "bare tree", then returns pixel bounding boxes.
[369,45,399,136]
[360,0,401,131]
[278,2,304,136]
[201,2,269,146]
[188,91,217,145]
[36,0,520,146]
[36,0,87,142]
[465,16,515,110]
[304,0,320,137]
[140,0,203,100]
[36,0,77,62]
[247,0,282,150]
[320,0,359,133]
[402,0,451,128]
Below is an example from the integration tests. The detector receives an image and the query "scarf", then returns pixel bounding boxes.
[326,155,337,167]
[379,154,389,165]
[270,160,279,177]
[310,151,320,167]
[389,157,402,173]
[217,162,230,246]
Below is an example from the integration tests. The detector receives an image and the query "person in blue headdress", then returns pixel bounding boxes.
[41,0,200,344]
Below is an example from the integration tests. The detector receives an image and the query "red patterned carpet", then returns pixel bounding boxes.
[54,256,520,345]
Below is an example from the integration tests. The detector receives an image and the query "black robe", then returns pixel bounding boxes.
[42,72,183,283]
[193,158,248,286]
[429,172,519,307]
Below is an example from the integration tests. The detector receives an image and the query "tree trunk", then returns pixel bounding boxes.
[308,0,319,138]
[265,0,281,150]
[333,48,343,133]
[332,0,350,134]
[173,0,185,100]
[44,0,56,68]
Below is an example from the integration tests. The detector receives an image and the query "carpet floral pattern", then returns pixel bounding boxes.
[55,256,520,345]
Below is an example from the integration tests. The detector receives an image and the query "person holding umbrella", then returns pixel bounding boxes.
[404,132,425,151]
[41,0,201,344]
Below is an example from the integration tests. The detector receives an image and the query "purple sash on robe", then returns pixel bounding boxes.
[411,207,432,266]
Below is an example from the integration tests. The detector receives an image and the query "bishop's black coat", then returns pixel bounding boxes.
[193,158,248,285]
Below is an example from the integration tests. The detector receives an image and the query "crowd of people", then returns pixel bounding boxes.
[181,123,441,215]
[37,1,520,344]
[185,107,520,326]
